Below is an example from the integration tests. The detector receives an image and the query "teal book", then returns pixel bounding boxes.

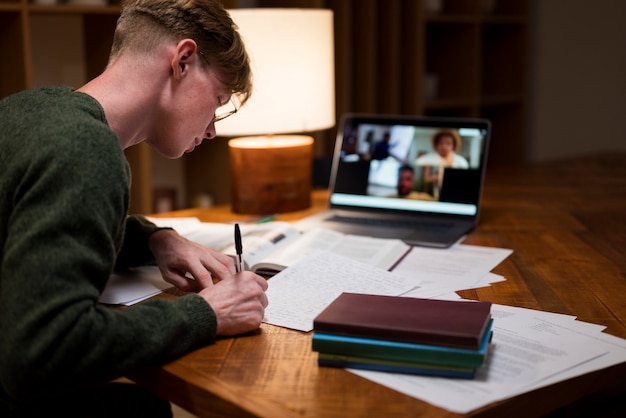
[312,319,493,369]
[317,353,476,379]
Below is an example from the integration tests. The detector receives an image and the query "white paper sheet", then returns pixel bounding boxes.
[146,216,203,236]
[391,244,513,290]
[100,266,171,305]
[262,251,422,331]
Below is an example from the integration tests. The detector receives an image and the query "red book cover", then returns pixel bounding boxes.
[313,293,492,349]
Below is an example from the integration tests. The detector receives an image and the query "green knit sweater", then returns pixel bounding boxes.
[0,87,216,413]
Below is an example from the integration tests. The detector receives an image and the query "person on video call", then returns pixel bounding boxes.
[389,165,435,200]
[0,1,269,416]
[416,129,469,197]
[370,131,392,160]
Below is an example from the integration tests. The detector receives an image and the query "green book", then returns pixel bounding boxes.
[312,319,493,369]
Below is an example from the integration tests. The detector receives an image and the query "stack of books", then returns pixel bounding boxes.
[312,293,493,379]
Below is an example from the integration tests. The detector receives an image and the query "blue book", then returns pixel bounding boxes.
[317,353,476,379]
[312,319,493,369]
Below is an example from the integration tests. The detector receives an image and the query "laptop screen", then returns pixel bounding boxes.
[328,114,490,218]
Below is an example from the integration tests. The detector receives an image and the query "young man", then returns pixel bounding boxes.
[0,1,268,416]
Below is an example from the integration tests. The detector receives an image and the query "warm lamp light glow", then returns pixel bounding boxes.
[228,136,314,149]
[220,9,335,136]
[222,8,335,214]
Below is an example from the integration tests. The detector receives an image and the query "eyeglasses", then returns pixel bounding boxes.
[213,96,239,123]
[197,50,239,123]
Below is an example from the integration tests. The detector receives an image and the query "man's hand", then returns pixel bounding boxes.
[148,229,235,292]
[149,229,269,336]
[199,272,269,336]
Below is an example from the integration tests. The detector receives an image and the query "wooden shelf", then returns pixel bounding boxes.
[26,4,121,14]
[320,0,530,173]
[0,4,21,12]
[0,0,148,211]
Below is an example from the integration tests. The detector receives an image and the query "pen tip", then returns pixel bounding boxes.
[235,223,243,253]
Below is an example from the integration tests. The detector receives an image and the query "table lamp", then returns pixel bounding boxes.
[221,8,335,214]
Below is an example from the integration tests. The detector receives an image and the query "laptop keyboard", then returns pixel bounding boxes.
[330,215,454,231]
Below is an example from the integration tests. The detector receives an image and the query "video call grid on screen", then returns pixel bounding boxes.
[330,117,490,217]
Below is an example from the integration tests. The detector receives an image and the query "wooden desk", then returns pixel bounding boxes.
[130,153,626,418]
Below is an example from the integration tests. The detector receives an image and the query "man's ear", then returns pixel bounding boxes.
[172,39,199,78]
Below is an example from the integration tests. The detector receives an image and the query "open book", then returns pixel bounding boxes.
[148,218,411,277]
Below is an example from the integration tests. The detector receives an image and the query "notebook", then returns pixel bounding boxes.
[296,114,491,248]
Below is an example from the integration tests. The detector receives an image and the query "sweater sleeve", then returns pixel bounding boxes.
[114,215,173,269]
[0,92,217,404]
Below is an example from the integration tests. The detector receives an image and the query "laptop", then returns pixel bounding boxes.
[296,114,491,248]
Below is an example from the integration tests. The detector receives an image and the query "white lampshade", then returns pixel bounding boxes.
[219,8,336,136]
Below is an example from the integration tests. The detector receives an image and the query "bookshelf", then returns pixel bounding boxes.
[0,0,156,213]
[325,0,529,163]
[1,0,529,212]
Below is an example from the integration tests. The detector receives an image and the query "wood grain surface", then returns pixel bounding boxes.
[138,153,626,417]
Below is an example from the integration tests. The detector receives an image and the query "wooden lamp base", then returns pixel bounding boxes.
[229,135,314,214]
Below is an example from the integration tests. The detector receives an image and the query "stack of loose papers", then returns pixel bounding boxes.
[262,251,626,414]
[262,247,511,332]
[392,243,512,294]
[351,303,626,413]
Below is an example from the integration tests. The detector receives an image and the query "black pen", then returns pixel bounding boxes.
[234,223,243,273]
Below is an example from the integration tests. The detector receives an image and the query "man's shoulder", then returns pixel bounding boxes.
[1,86,74,107]
[1,86,124,177]
[2,86,105,122]
[5,86,115,149]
